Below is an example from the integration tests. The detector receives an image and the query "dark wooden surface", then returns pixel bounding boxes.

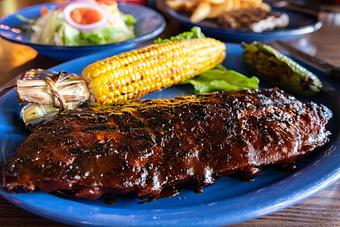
[0,1,339,226]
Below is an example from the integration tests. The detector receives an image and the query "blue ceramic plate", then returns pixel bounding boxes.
[0,3,165,60]
[0,44,339,226]
[159,0,321,42]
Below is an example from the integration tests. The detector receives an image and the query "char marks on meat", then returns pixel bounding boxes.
[2,89,332,200]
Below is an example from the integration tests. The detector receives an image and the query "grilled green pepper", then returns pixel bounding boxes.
[243,41,322,96]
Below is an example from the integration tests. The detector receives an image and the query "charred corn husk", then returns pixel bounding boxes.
[243,42,322,96]
[16,69,90,106]
[82,38,226,104]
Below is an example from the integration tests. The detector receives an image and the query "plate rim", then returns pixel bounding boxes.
[0,2,166,49]
[0,43,339,226]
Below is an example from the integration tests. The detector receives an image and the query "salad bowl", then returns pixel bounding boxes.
[0,2,165,60]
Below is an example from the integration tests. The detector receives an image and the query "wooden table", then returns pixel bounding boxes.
[0,1,339,226]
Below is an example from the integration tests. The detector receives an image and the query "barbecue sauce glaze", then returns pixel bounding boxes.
[3,89,332,200]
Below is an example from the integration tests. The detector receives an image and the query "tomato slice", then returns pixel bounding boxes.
[70,8,103,25]
[41,6,49,16]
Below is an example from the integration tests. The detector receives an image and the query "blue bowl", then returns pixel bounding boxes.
[161,1,321,42]
[0,3,166,60]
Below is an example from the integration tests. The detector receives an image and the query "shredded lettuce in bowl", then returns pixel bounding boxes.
[24,2,136,46]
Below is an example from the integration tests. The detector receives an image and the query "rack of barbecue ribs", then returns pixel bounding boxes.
[3,88,332,200]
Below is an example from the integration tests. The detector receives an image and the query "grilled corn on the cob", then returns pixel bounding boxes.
[82,38,226,104]
[17,38,226,126]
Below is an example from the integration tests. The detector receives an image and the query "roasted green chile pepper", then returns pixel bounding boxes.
[243,42,322,96]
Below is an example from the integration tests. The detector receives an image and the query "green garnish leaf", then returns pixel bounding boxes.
[15,14,35,24]
[183,65,259,94]
[155,29,259,94]
[154,26,205,44]
[122,14,137,26]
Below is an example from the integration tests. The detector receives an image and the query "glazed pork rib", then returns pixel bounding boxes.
[3,88,332,200]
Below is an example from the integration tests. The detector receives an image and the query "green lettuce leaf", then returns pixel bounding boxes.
[155,28,260,93]
[63,23,80,45]
[154,27,205,44]
[79,28,110,44]
[76,26,134,45]
[15,14,35,24]
[122,14,137,26]
[183,65,259,94]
